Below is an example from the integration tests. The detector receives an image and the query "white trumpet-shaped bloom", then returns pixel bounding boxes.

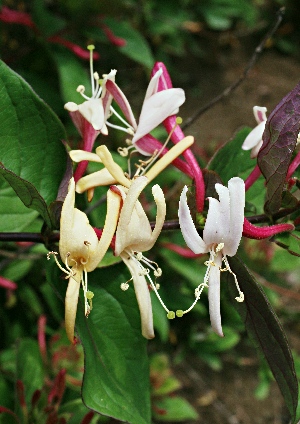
[178,177,245,336]
[48,178,121,343]
[242,106,267,158]
[115,176,166,339]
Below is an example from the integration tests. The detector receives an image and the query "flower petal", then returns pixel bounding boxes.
[65,275,80,343]
[144,69,162,100]
[75,168,117,193]
[70,150,102,163]
[105,79,137,129]
[132,88,185,144]
[121,253,155,339]
[223,177,245,256]
[96,145,131,188]
[203,197,224,248]
[77,99,105,131]
[253,106,267,124]
[178,186,208,254]
[208,254,223,337]
[242,121,265,150]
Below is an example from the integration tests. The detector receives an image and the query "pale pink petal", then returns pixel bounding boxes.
[121,253,155,339]
[178,186,208,254]
[208,254,223,337]
[105,80,137,129]
[223,177,245,256]
[132,88,185,144]
[253,106,267,124]
[242,121,265,150]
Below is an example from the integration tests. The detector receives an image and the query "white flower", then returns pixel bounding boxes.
[114,176,167,339]
[106,68,185,155]
[48,178,121,343]
[242,106,267,158]
[178,177,245,336]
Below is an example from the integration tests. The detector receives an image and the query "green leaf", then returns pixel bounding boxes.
[51,47,91,104]
[227,256,299,423]
[47,262,151,424]
[207,127,253,183]
[0,165,52,228]
[99,19,154,68]
[152,396,198,422]
[32,0,66,37]
[16,339,45,406]
[0,60,67,230]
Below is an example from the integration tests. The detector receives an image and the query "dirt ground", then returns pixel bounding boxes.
[167,48,300,424]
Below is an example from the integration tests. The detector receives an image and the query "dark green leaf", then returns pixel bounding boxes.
[32,0,66,37]
[47,262,151,424]
[207,127,253,183]
[0,60,67,230]
[0,165,52,228]
[258,81,300,215]
[227,256,298,423]
[101,19,154,68]
[16,339,45,406]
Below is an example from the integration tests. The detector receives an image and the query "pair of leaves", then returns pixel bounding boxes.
[0,60,67,231]
[47,261,151,424]
[226,256,298,423]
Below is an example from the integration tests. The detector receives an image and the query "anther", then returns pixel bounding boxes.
[167,311,175,319]
[76,85,85,93]
[121,282,129,291]
[154,268,162,277]
[176,310,184,317]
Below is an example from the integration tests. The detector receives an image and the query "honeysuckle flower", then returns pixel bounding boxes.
[64,46,116,133]
[114,176,167,339]
[47,178,121,343]
[151,61,205,212]
[178,177,245,336]
[105,68,185,155]
[242,106,267,158]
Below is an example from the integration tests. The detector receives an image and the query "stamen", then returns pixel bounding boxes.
[106,121,135,134]
[86,290,94,311]
[222,256,244,302]
[47,251,75,278]
[87,44,96,96]
[121,282,130,291]
[110,106,134,131]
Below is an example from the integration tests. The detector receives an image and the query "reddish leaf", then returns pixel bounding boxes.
[257,81,300,215]
[227,256,298,423]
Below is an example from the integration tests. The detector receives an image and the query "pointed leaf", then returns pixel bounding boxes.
[257,81,300,215]
[227,256,298,423]
[0,165,52,228]
[0,60,67,230]
[47,262,151,424]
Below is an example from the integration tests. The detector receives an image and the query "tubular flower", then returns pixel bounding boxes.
[105,69,185,154]
[114,176,167,339]
[48,178,121,343]
[242,106,267,158]
[64,47,116,133]
[178,177,245,337]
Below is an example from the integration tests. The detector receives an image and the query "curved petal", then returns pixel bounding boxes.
[96,145,131,188]
[65,276,80,343]
[132,88,185,144]
[144,68,162,100]
[242,121,265,150]
[214,183,230,242]
[105,80,137,129]
[77,99,105,131]
[203,198,223,247]
[178,186,208,254]
[115,176,150,255]
[70,150,102,163]
[148,184,166,249]
[121,253,154,339]
[224,177,245,256]
[253,106,267,124]
[76,168,117,193]
[250,139,263,159]
[208,254,223,337]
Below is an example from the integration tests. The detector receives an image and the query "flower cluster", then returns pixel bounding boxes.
[49,47,296,343]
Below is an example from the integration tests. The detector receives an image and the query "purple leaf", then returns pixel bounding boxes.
[257,81,300,215]
[227,256,298,423]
